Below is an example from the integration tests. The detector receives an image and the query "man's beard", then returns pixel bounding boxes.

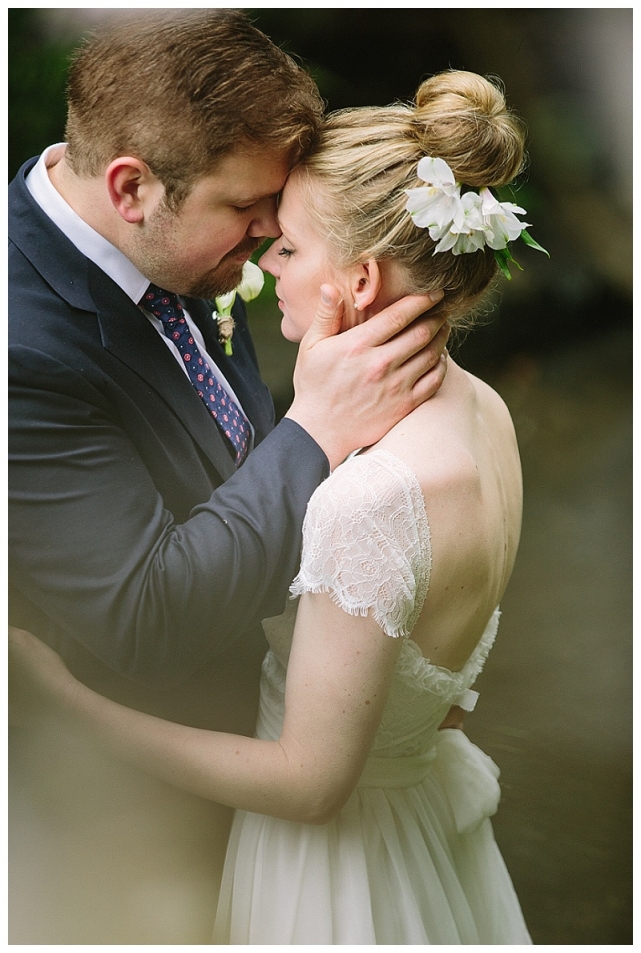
[187,245,258,300]
[132,203,261,300]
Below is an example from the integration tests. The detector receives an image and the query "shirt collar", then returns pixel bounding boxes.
[25,144,150,304]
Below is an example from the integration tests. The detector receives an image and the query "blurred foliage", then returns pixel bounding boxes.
[9,7,632,387]
[8,9,73,177]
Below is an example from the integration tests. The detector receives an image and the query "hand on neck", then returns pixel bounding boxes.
[340,258,412,333]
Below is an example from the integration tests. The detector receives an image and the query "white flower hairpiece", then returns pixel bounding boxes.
[212,260,265,355]
[404,156,548,279]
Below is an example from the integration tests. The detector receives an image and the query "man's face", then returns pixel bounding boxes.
[128,148,291,298]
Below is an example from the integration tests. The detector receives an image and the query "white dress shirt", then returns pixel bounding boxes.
[26,145,253,443]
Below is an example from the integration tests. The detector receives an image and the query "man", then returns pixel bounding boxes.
[9,10,447,942]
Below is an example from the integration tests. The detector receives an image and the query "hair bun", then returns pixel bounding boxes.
[413,71,525,187]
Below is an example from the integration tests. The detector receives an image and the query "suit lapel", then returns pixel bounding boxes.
[91,269,238,481]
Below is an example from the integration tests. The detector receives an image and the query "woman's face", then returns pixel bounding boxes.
[259,174,349,342]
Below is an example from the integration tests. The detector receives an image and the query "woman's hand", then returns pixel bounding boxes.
[438,705,466,731]
[8,626,76,727]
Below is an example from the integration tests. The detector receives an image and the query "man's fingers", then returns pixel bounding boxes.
[408,350,449,405]
[385,329,447,388]
[369,317,450,381]
[288,287,449,468]
[421,321,450,370]
[302,284,344,346]
[355,290,445,348]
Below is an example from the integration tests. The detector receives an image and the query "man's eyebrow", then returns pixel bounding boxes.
[234,188,283,205]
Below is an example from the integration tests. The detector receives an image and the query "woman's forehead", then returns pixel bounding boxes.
[277,179,305,233]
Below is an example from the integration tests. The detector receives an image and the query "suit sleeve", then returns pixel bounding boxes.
[9,346,329,687]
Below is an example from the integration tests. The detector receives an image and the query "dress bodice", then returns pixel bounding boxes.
[368,608,499,757]
[258,449,500,760]
[259,605,499,759]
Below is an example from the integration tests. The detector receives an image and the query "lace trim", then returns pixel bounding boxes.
[395,608,501,697]
[262,611,501,709]
[290,449,431,640]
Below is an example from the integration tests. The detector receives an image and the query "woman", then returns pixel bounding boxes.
[10,70,536,943]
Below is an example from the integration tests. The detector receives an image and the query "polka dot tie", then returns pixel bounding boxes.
[141,285,250,465]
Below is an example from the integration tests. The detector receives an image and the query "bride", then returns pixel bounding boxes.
[10,70,538,943]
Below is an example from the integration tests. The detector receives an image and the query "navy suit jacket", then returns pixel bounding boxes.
[8,157,329,727]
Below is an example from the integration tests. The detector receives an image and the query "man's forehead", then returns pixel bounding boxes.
[232,180,287,203]
[213,147,292,199]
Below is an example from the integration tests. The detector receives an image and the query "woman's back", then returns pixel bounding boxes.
[374,358,522,671]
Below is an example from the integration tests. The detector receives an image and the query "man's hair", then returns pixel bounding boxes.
[64,10,324,205]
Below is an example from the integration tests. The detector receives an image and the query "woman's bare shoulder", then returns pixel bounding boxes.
[370,361,521,511]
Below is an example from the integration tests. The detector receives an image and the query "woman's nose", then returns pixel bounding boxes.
[258,242,279,277]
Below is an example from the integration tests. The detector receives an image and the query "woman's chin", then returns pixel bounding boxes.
[280,316,303,344]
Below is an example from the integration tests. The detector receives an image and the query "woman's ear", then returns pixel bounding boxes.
[351,259,383,312]
[105,157,162,224]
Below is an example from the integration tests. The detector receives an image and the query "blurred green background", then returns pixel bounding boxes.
[9,7,632,946]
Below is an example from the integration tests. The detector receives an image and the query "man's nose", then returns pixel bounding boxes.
[247,197,280,239]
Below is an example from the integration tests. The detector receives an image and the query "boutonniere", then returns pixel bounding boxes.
[213,260,265,355]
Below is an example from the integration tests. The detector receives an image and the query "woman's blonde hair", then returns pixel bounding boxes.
[297,71,527,329]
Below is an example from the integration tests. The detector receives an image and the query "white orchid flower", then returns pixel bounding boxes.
[405,187,464,235]
[404,156,548,278]
[416,156,459,192]
[404,156,463,234]
[236,260,265,302]
[433,191,487,256]
[479,188,530,250]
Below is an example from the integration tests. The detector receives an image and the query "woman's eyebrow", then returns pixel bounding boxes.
[276,218,294,241]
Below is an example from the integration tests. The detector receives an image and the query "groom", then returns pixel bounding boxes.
[9,10,447,943]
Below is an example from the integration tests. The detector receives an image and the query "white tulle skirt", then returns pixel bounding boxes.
[212,729,531,944]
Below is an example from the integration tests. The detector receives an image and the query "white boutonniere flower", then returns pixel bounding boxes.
[404,157,549,279]
[213,260,265,355]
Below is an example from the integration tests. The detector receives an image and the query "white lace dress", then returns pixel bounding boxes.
[213,450,531,944]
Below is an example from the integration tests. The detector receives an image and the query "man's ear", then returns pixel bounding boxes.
[351,259,383,312]
[105,157,162,224]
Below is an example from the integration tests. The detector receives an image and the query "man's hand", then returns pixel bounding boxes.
[286,285,448,469]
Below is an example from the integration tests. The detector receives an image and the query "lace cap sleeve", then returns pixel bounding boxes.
[290,449,431,639]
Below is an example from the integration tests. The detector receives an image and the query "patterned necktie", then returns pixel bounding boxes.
[141,284,250,465]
